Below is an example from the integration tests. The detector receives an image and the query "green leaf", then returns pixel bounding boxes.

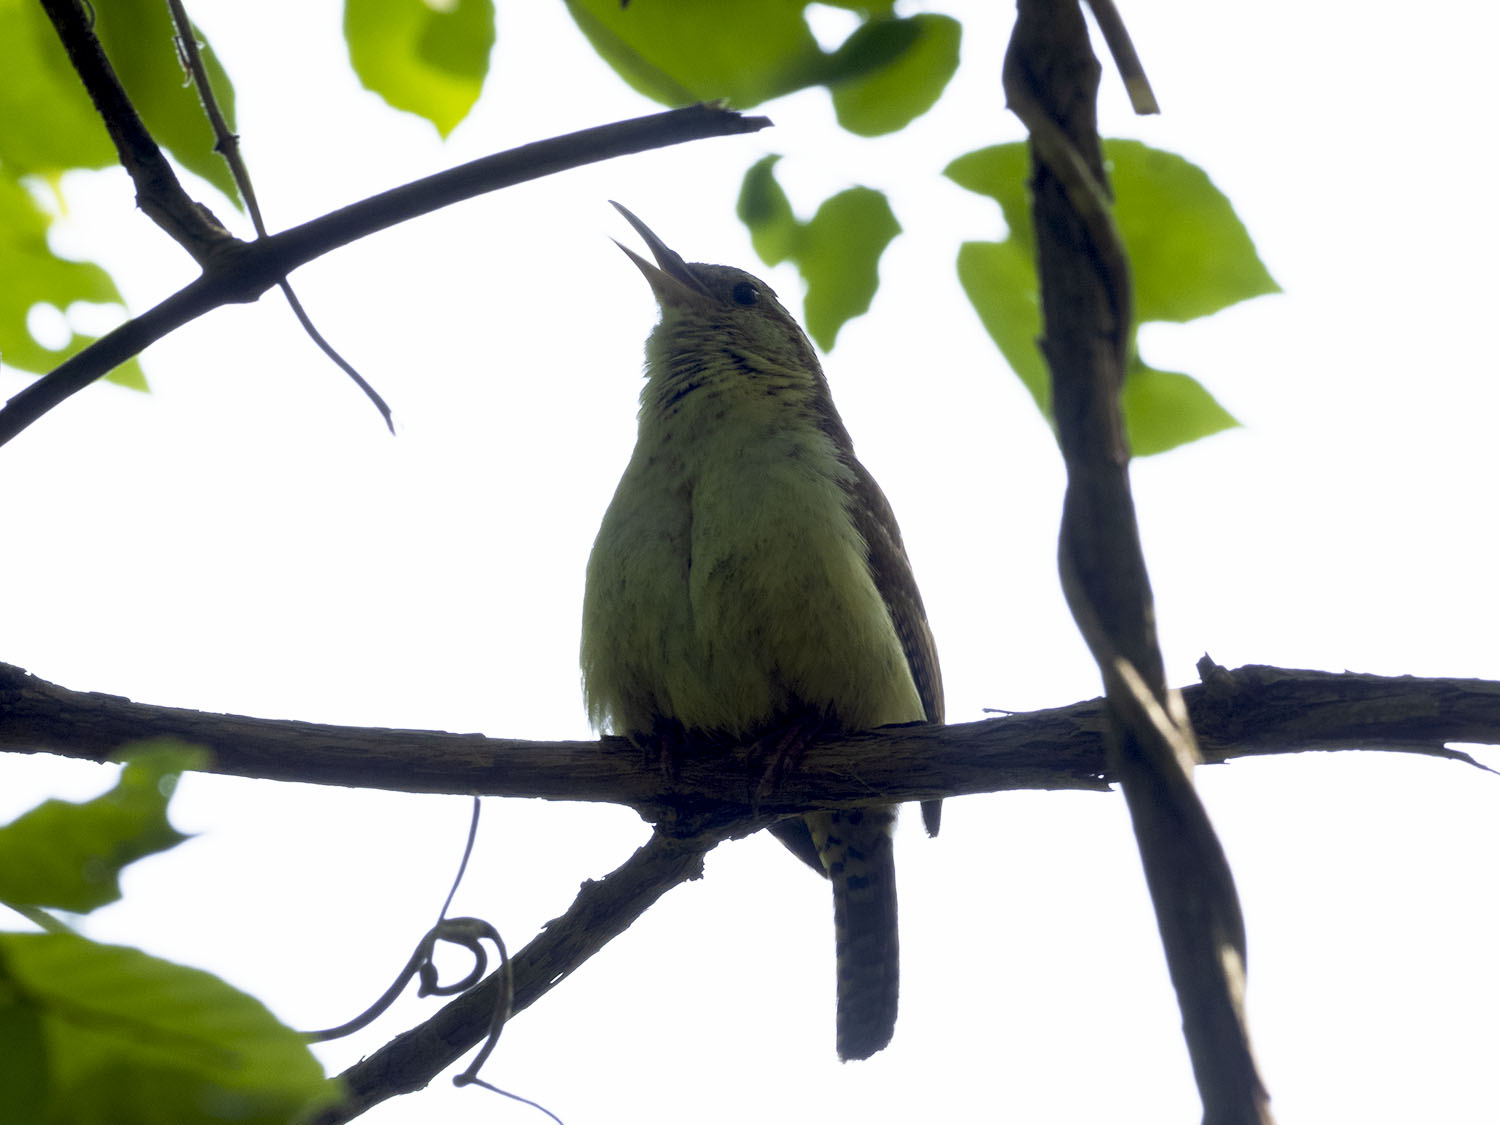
[565,2,955,131]
[943,142,1032,250]
[947,140,1271,455]
[947,140,1279,322]
[0,995,48,1124]
[799,187,900,350]
[0,5,116,174]
[344,0,495,137]
[0,934,339,1125]
[955,239,1046,414]
[816,0,897,12]
[828,14,961,137]
[0,0,238,392]
[737,162,900,350]
[0,741,204,915]
[563,0,824,107]
[820,15,922,86]
[736,154,798,266]
[0,175,146,390]
[1121,361,1240,456]
[1106,139,1281,321]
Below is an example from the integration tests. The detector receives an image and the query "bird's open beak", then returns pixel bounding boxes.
[611,201,714,309]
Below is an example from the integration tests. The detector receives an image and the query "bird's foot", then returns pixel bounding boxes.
[748,711,835,808]
[626,722,689,788]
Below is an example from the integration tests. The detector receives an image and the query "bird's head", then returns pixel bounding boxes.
[610,201,824,387]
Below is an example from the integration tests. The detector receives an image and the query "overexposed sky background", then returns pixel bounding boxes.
[5,2,1500,1122]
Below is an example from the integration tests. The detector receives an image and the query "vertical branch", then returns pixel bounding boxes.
[1003,2,1272,1122]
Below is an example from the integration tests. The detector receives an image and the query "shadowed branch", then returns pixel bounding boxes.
[3,660,1494,813]
[0,103,770,449]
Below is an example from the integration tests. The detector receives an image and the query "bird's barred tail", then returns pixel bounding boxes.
[807,807,899,1061]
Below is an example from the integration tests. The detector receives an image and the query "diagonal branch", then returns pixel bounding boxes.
[0,103,771,450]
[164,0,255,226]
[36,2,768,440]
[307,816,769,1125]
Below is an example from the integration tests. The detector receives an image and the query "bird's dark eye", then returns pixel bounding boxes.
[731,281,760,306]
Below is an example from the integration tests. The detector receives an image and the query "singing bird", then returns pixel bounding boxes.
[580,204,943,1061]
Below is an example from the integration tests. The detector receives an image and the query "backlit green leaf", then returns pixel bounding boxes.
[345,0,495,137]
[0,0,238,193]
[736,154,798,266]
[0,5,116,174]
[0,741,203,915]
[0,0,238,394]
[829,14,961,137]
[0,177,145,389]
[955,239,1046,414]
[0,996,47,1124]
[1122,361,1240,455]
[816,0,897,12]
[943,143,1032,250]
[947,140,1269,454]
[563,0,823,107]
[1107,139,1281,322]
[738,162,900,350]
[565,1,956,132]
[800,188,900,351]
[0,934,338,1124]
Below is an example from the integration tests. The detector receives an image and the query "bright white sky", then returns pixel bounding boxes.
[5,2,1499,1123]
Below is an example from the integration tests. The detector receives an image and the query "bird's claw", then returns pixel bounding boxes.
[748,712,833,808]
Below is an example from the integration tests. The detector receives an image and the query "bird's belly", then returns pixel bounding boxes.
[584,440,923,741]
[656,460,920,737]
[580,462,696,736]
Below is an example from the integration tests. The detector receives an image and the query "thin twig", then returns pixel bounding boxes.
[165,0,394,429]
[163,0,256,224]
[302,800,495,1043]
[1084,0,1160,114]
[271,288,395,430]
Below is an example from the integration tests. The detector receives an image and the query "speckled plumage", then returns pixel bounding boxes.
[581,205,943,1061]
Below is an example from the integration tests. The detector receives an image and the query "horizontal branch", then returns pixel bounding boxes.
[3,659,1494,820]
[5,656,1493,1121]
[0,103,771,449]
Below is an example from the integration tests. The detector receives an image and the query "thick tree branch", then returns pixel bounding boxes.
[3,660,1494,815]
[5,656,1493,1121]
[0,103,771,449]
[1005,4,1264,1119]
